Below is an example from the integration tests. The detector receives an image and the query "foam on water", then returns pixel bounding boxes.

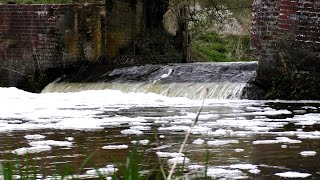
[252,137,302,145]
[29,140,73,147]
[300,151,317,157]
[207,140,239,146]
[156,152,184,158]
[193,138,205,145]
[24,134,46,140]
[275,171,311,178]
[86,165,118,176]
[131,140,150,145]
[230,164,258,170]
[12,145,52,155]
[102,145,128,150]
[206,168,244,179]
[1,87,320,178]
[167,157,190,165]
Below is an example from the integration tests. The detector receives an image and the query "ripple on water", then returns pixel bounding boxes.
[1,88,320,179]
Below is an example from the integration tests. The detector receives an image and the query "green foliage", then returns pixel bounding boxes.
[0,157,39,180]
[192,32,254,62]
[114,145,143,180]
[0,0,75,4]
[187,0,253,35]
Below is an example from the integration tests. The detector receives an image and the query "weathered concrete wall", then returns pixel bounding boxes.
[105,0,144,59]
[0,4,104,88]
[0,1,148,89]
[252,0,320,84]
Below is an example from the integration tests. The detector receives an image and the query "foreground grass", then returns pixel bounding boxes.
[0,149,190,180]
[192,32,254,62]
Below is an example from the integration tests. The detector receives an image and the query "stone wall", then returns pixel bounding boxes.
[105,0,144,59]
[0,1,146,89]
[251,0,320,84]
[0,4,104,88]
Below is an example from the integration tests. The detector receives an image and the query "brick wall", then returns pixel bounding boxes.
[0,1,146,88]
[0,4,104,87]
[251,0,320,82]
[0,5,67,86]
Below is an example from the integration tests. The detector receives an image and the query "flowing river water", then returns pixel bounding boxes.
[1,62,320,179]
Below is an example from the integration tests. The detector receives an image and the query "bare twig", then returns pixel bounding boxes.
[166,88,208,180]
[1,67,26,75]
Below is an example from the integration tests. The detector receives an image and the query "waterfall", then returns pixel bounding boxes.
[42,62,258,100]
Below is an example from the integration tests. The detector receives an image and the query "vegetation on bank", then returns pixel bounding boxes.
[192,32,253,62]
[188,0,254,62]
[258,36,320,100]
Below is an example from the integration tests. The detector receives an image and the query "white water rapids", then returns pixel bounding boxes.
[1,87,320,179]
[42,62,259,99]
[0,62,319,179]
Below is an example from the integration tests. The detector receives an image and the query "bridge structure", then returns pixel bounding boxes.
[0,0,319,94]
[0,0,172,89]
[251,0,320,87]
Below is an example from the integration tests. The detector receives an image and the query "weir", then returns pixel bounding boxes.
[42,62,258,99]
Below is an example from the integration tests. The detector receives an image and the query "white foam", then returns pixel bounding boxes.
[159,135,165,138]
[242,109,292,116]
[301,106,317,110]
[102,145,128,150]
[86,165,118,176]
[167,157,190,165]
[234,149,244,152]
[12,145,52,155]
[249,169,261,174]
[207,140,239,146]
[253,137,301,145]
[300,151,316,157]
[207,129,233,137]
[158,125,190,132]
[206,168,244,179]
[297,134,320,139]
[156,152,184,158]
[275,171,311,178]
[29,140,72,147]
[230,164,257,170]
[193,138,205,145]
[188,164,205,170]
[129,126,151,131]
[120,129,143,135]
[131,140,149,145]
[24,134,46,140]
[66,137,74,141]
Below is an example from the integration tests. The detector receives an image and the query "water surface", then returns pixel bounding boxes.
[1,88,320,179]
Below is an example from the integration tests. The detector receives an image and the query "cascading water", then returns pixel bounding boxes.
[42,62,258,99]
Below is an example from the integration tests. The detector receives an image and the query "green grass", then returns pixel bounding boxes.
[0,145,166,180]
[192,32,254,62]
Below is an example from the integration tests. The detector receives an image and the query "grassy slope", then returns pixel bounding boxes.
[191,0,254,62]
[192,32,253,62]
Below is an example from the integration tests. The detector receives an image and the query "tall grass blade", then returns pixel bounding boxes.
[166,88,208,180]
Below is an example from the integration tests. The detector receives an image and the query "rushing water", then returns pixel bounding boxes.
[1,62,320,179]
[42,62,259,99]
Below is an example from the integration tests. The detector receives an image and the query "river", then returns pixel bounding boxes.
[0,62,319,179]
